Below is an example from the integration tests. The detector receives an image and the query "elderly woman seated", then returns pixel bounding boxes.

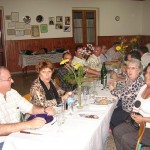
[30,59,71,107]
[109,58,144,130]
[113,63,150,150]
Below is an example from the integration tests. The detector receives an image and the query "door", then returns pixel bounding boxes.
[72,10,96,46]
[0,8,5,66]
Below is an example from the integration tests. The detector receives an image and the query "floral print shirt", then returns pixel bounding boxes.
[111,76,144,112]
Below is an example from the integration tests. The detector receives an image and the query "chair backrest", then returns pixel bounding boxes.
[135,122,145,150]
[23,93,31,101]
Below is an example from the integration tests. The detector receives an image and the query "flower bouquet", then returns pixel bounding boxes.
[130,36,140,50]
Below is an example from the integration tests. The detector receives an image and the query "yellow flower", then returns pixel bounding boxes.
[73,63,83,70]
[60,59,69,65]
[131,38,137,43]
[116,46,121,51]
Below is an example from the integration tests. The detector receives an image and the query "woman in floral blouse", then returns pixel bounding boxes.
[109,58,144,130]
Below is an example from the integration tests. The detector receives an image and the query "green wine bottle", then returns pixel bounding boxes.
[101,62,107,88]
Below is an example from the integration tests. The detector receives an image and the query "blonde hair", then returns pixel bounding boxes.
[35,59,54,73]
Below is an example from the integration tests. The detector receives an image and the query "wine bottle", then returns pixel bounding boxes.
[101,62,107,88]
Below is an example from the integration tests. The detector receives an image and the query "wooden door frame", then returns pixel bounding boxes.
[0,7,6,66]
[72,7,99,46]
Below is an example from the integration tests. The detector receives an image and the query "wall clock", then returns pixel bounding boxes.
[115,16,120,21]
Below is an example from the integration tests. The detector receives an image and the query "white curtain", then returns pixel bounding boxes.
[74,19,82,43]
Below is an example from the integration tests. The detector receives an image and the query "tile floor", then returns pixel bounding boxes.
[11,72,150,150]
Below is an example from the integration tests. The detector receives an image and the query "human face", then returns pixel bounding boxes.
[102,46,107,54]
[145,66,150,86]
[127,54,132,61]
[63,53,72,66]
[75,48,83,59]
[39,67,53,84]
[127,63,140,81]
[0,69,14,93]
[95,47,102,56]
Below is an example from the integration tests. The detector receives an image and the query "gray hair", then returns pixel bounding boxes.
[126,58,143,74]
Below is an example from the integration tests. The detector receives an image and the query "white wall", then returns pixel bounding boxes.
[142,1,150,35]
[0,0,148,40]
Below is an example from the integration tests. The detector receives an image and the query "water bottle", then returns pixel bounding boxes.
[101,62,107,88]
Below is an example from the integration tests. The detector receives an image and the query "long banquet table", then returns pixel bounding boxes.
[2,84,117,150]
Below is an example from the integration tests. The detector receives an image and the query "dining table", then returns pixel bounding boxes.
[2,81,117,150]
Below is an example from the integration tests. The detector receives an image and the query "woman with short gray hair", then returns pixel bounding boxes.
[109,58,145,130]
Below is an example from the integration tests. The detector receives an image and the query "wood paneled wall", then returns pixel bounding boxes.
[5,35,150,73]
[6,37,75,72]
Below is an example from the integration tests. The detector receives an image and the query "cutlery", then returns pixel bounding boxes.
[20,131,42,135]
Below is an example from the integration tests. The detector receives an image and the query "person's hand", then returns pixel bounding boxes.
[27,117,46,129]
[109,80,116,91]
[61,91,73,101]
[131,113,144,124]
[44,107,56,116]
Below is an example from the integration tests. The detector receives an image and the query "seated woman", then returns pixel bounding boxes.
[56,52,77,92]
[113,63,150,150]
[30,60,71,107]
[109,58,144,130]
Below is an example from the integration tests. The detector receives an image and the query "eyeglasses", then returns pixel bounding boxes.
[0,77,12,82]
[127,67,138,70]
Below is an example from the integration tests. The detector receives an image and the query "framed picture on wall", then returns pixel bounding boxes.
[5,15,11,20]
[40,24,48,33]
[24,29,31,35]
[31,25,40,37]
[64,26,71,32]
[55,23,63,29]
[49,17,54,25]
[56,16,63,22]
[15,22,25,29]
[16,30,24,36]
[65,17,70,25]
[8,22,15,28]
[7,29,16,35]
[11,12,19,22]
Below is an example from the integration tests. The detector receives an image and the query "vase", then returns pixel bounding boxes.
[77,84,83,109]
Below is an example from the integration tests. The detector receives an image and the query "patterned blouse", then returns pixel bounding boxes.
[111,76,144,112]
[30,77,62,107]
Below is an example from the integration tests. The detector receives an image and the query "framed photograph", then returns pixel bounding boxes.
[64,26,71,32]
[24,29,31,35]
[5,15,11,20]
[11,12,19,22]
[55,23,63,29]
[7,29,16,35]
[31,25,40,37]
[24,24,31,29]
[40,24,48,33]
[56,16,63,22]
[8,22,15,28]
[16,30,24,36]
[15,22,25,29]
[49,17,54,25]
[65,17,70,25]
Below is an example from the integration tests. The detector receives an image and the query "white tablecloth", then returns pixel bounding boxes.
[19,53,63,68]
[2,86,117,150]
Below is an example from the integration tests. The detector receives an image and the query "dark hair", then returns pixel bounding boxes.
[126,50,141,61]
[75,45,83,52]
[113,41,120,46]
[138,46,149,54]
[143,63,150,75]
[62,51,71,58]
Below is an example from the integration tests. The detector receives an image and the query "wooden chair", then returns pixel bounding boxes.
[23,93,31,101]
[135,122,150,150]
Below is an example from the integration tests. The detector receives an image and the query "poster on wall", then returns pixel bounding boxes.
[64,26,71,32]
[7,29,16,35]
[49,17,54,25]
[31,25,40,37]
[56,16,63,22]
[40,24,48,33]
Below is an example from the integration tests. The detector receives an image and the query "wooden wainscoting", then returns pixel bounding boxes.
[6,37,75,72]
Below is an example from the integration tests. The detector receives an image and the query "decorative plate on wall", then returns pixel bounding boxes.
[115,16,120,21]
[36,15,44,23]
[23,16,31,24]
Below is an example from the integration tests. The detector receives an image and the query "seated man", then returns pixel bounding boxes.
[56,52,77,92]
[72,45,100,76]
[0,67,55,149]
[106,41,122,61]
[86,45,102,71]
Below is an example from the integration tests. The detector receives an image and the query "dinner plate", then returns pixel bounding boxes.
[27,114,54,124]
[94,96,115,105]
